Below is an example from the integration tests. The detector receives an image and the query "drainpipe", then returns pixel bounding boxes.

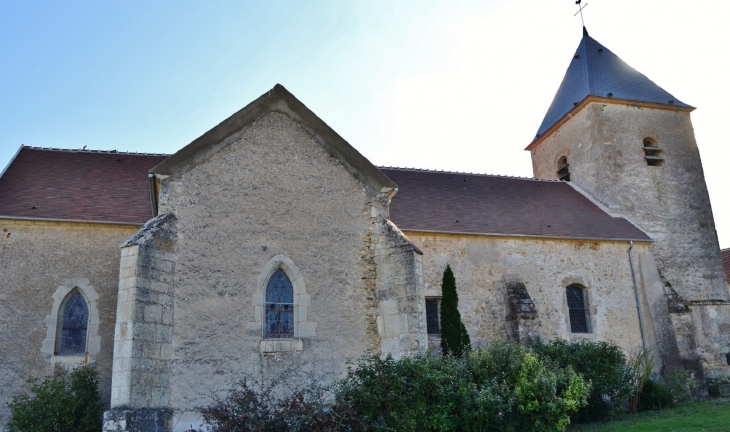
[628,241,647,350]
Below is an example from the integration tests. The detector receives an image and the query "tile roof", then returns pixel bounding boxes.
[0,146,168,224]
[722,249,730,284]
[381,168,651,241]
[533,27,691,143]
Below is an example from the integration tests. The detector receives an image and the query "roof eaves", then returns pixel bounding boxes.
[0,215,145,227]
[399,228,654,243]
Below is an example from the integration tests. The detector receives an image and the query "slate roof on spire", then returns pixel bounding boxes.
[532,27,692,144]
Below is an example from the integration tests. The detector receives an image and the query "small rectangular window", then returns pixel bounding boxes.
[566,285,591,333]
[426,298,440,335]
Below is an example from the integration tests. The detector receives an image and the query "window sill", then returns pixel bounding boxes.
[260,339,303,354]
[52,354,88,366]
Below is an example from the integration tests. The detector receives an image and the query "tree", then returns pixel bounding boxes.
[439,264,470,357]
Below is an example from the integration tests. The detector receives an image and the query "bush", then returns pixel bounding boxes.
[665,368,701,402]
[627,347,657,414]
[637,379,674,412]
[6,366,103,432]
[192,376,364,432]
[336,341,589,431]
[532,339,633,422]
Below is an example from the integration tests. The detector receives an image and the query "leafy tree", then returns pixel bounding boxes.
[439,264,470,357]
[7,366,103,432]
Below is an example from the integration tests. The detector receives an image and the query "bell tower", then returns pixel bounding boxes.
[528,27,729,383]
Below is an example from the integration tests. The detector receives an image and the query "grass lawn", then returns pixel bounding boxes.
[568,399,730,432]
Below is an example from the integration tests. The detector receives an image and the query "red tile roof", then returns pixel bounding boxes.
[0,147,168,224]
[722,249,730,284]
[381,168,651,241]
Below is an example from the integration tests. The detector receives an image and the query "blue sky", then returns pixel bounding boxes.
[1,1,729,248]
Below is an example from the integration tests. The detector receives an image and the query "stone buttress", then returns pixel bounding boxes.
[103,213,177,432]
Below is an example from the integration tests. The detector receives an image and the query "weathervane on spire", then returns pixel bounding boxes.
[574,0,588,27]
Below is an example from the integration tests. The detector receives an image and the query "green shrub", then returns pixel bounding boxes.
[532,339,633,422]
[439,264,470,357]
[6,366,103,432]
[637,379,674,412]
[336,341,589,431]
[665,368,701,402]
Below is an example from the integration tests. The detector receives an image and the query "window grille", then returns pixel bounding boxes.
[643,138,664,166]
[557,156,570,181]
[264,268,295,339]
[426,298,440,335]
[59,293,88,355]
[566,285,590,333]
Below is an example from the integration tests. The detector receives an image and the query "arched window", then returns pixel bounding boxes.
[566,285,591,333]
[264,268,294,339]
[58,292,89,355]
[643,137,664,166]
[557,156,570,181]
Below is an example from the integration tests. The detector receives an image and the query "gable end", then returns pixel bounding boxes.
[150,85,396,196]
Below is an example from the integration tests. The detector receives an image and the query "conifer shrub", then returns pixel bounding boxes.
[532,339,633,422]
[6,366,103,432]
[439,264,470,357]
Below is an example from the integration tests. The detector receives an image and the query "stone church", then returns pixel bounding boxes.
[1,27,729,431]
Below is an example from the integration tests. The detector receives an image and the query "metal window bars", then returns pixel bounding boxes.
[263,300,297,339]
[566,285,591,333]
[425,298,440,335]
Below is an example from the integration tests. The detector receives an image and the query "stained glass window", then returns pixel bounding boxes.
[264,269,294,339]
[426,298,440,334]
[59,293,88,355]
[566,285,590,333]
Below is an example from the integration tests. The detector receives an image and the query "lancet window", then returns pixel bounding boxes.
[58,293,89,355]
[264,268,295,339]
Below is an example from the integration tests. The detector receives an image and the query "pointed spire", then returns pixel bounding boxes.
[530,31,692,144]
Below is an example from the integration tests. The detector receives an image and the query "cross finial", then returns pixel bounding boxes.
[574,0,588,28]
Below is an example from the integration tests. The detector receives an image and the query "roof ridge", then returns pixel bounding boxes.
[22,145,171,157]
[378,166,562,182]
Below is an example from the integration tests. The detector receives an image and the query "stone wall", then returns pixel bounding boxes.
[409,232,652,355]
[530,101,730,377]
[0,220,138,427]
[156,112,423,430]
[531,102,728,301]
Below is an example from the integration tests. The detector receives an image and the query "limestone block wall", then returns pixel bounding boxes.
[108,213,177,414]
[155,112,422,429]
[408,232,652,355]
[531,102,728,302]
[374,220,427,358]
[0,220,138,427]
